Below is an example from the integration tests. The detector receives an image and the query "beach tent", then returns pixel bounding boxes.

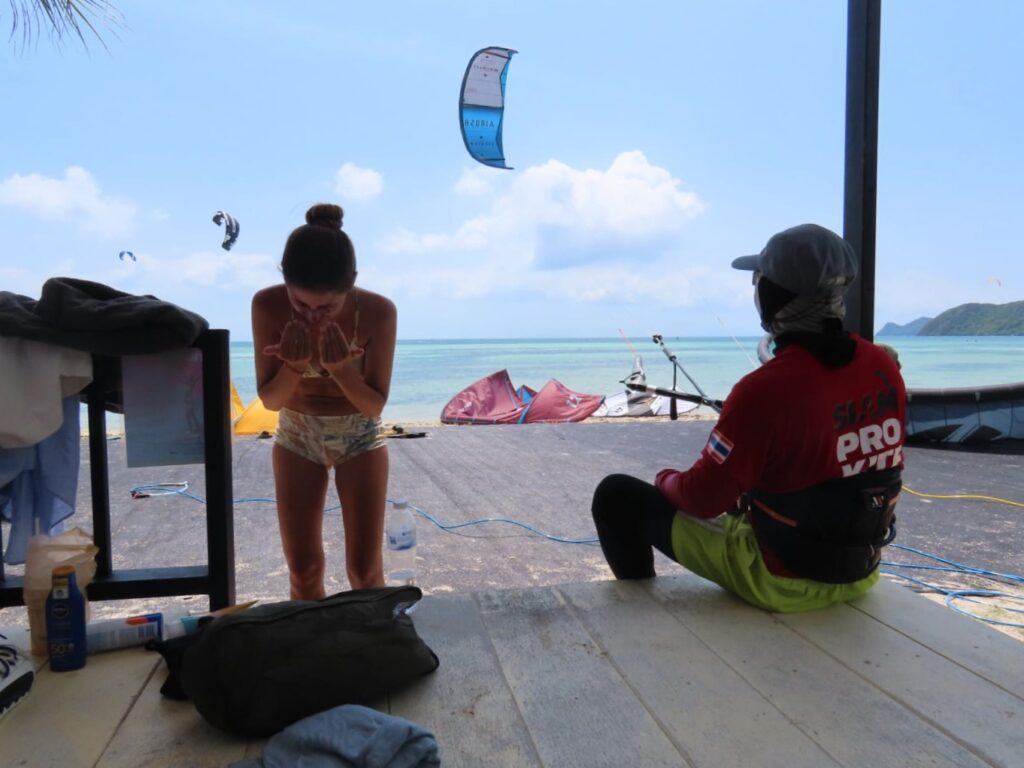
[233,397,279,436]
[228,381,278,435]
[230,381,245,423]
[441,370,604,424]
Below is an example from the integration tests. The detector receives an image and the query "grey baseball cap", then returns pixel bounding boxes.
[731,223,858,296]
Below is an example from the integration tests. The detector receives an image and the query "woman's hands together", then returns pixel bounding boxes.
[263,320,312,373]
[318,321,364,375]
[262,321,363,377]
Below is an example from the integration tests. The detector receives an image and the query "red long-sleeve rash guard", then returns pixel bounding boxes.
[655,335,906,520]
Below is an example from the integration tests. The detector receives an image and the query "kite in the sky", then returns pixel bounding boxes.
[212,210,240,251]
[118,250,135,262]
[459,46,517,169]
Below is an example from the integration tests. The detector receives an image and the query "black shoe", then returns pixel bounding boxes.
[0,632,34,721]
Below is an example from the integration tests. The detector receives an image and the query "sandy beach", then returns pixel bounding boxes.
[3,419,1022,641]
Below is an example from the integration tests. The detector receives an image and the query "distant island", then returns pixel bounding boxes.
[877,300,1024,336]
[877,316,932,336]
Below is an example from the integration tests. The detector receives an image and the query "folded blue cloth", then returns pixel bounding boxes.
[0,396,80,564]
[231,704,440,768]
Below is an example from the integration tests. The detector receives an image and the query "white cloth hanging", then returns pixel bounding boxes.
[0,336,92,448]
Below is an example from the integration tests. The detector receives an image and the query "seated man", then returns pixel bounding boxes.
[592,224,905,612]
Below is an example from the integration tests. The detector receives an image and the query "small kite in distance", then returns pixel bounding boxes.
[212,210,240,251]
[459,46,517,169]
[118,250,135,262]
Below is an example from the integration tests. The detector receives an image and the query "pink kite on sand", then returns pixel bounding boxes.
[441,370,604,425]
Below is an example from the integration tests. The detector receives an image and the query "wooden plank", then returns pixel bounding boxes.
[649,574,992,768]
[96,655,247,768]
[557,580,840,768]
[853,578,1024,698]
[0,649,161,768]
[780,590,1024,768]
[388,594,542,768]
[475,586,686,768]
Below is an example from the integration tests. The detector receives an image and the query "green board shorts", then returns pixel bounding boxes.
[670,511,878,613]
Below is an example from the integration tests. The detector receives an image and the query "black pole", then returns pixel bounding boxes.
[88,358,114,579]
[198,329,236,610]
[843,0,881,341]
[670,364,678,420]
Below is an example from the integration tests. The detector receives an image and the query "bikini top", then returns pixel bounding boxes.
[302,289,363,378]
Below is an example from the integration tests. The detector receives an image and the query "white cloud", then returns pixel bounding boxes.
[112,250,281,291]
[453,166,502,197]
[0,166,137,238]
[363,259,729,308]
[379,151,703,263]
[373,151,707,303]
[333,162,384,201]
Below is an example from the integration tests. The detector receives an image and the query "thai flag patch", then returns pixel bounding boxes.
[704,429,734,464]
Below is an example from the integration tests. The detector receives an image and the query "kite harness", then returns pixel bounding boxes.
[741,467,901,584]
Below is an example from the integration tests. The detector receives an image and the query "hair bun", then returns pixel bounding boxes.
[305,203,344,230]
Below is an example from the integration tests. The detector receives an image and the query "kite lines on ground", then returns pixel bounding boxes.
[212,210,240,251]
[459,46,517,169]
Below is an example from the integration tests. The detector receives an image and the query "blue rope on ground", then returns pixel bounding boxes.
[127,484,597,544]
[882,544,1024,628]
[887,543,1024,585]
[128,483,341,512]
[404,501,599,545]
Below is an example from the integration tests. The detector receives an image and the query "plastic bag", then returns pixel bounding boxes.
[23,527,98,655]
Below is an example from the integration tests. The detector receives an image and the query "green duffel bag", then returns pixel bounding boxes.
[178,586,439,737]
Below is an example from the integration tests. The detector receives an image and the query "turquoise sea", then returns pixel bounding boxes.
[229,336,1024,424]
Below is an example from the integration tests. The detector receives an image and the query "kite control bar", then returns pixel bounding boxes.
[624,381,723,412]
[648,334,723,414]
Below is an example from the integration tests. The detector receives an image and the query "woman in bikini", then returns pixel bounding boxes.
[252,203,397,598]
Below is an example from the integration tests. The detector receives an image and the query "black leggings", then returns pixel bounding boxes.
[591,473,679,579]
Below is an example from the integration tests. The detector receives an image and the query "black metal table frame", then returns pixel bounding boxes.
[1,329,236,611]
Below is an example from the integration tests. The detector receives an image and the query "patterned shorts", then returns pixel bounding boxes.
[275,408,385,467]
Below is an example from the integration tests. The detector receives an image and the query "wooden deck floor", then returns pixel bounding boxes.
[2,575,1022,768]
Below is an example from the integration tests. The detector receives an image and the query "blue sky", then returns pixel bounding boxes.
[1,1,1020,341]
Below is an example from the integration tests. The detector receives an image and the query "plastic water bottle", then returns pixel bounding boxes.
[46,565,87,671]
[385,500,417,586]
[161,612,204,641]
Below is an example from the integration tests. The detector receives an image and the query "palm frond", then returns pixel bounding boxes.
[6,0,122,50]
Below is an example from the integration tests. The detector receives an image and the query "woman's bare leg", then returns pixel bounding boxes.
[334,445,389,588]
[272,443,329,599]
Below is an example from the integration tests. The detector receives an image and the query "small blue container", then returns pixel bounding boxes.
[46,565,87,672]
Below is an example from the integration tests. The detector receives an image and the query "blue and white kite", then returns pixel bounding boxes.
[118,250,135,262]
[212,210,240,251]
[459,46,517,169]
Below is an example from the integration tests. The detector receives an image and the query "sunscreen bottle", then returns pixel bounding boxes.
[46,565,87,671]
[85,613,163,653]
